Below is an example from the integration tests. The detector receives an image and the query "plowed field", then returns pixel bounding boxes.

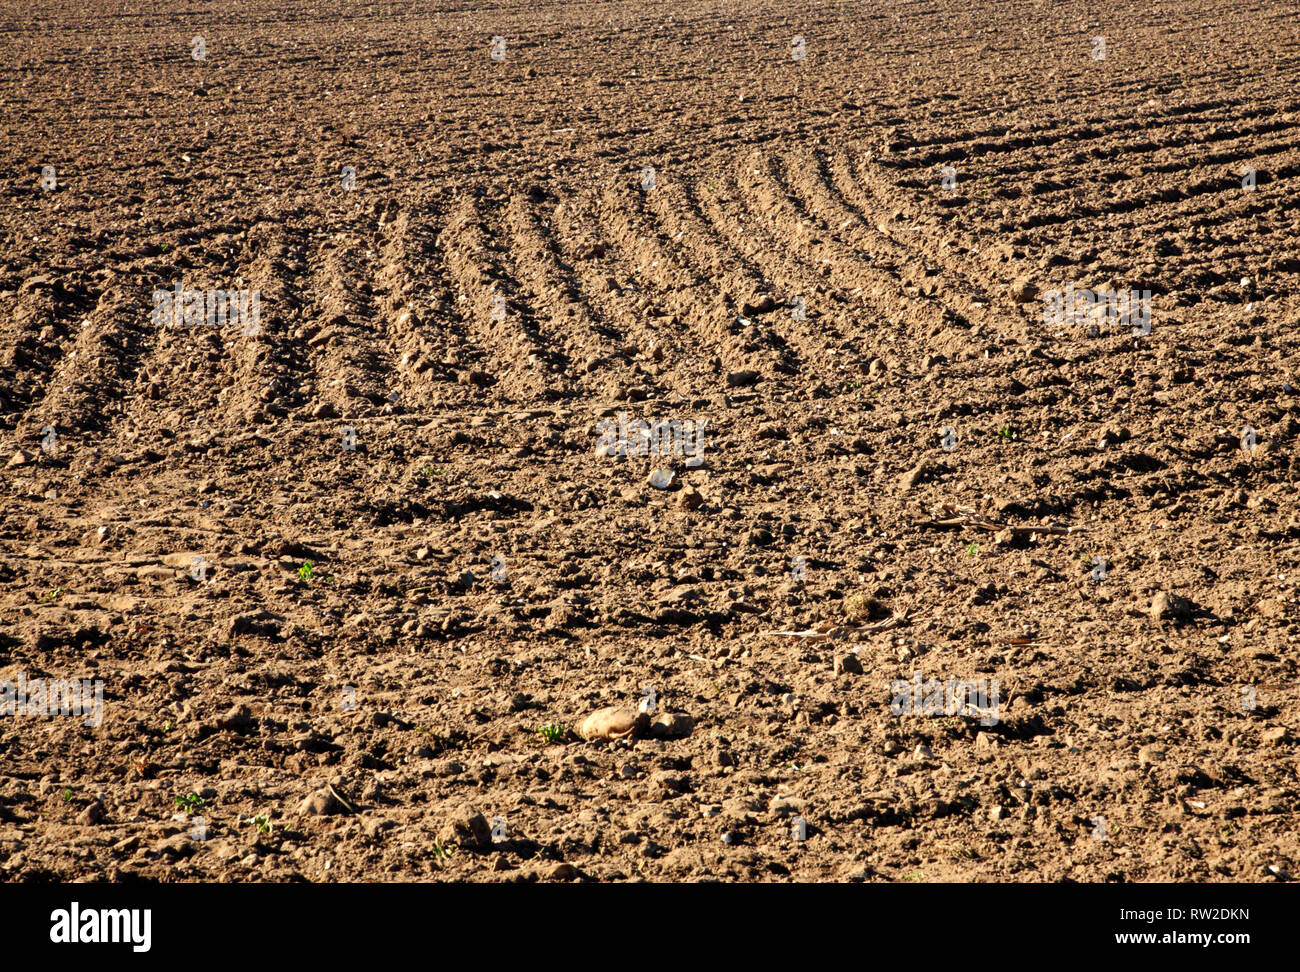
[2,0,1300,882]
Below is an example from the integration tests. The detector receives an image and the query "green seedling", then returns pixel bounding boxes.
[965,542,981,557]
[63,789,73,802]
[175,793,206,814]
[162,720,173,733]
[298,561,315,582]
[44,587,63,602]
[536,723,567,744]
[998,426,1018,441]
[431,841,456,861]
[251,813,272,835]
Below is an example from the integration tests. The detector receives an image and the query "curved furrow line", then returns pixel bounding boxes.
[637,173,768,313]
[999,160,1300,235]
[952,129,1300,214]
[439,191,552,405]
[586,176,741,381]
[22,281,148,443]
[831,147,1045,340]
[500,192,593,373]
[95,217,311,455]
[371,207,460,406]
[544,187,630,351]
[1004,178,1300,259]
[917,122,1300,199]
[0,275,95,426]
[724,149,956,345]
[885,99,1300,174]
[778,146,998,332]
[693,156,922,382]
[300,227,392,419]
[891,96,1260,155]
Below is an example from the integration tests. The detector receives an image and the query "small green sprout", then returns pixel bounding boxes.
[998,426,1018,441]
[44,587,63,602]
[63,789,73,802]
[175,793,206,814]
[298,561,315,582]
[536,723,567,744]
[431,841,456,861]
[162,720,173,733]
[965,542,981,557]
[251,813,272,835]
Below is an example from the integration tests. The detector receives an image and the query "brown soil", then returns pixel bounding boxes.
[2,0,1299,883]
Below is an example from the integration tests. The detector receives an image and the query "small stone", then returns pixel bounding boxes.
[1097,425,1131,447]
[439,806,492,849]
[300,788,344,816]
[577,706,647,741]
[725,369,760,388]
[990,805,1008,821]
[975,731,1000,750]
[897,462,928,492]
[1150,591,1194,622]
[430,759,464,778]
[649,711,694,739]
[77,801,106,826]
[1009,278,1039,303]
[677,486,703,510]
[217,704,255,733]
[153,834,195,860]
[1261,727,1290,747]
[834,653,863,676]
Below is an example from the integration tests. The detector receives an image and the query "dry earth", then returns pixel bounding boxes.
[2,0,1300,882]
